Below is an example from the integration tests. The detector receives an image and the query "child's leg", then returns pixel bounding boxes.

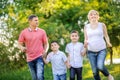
[70,67,76,80]
[76,67,82,80]
[53,74,60,80]
[59,73,66,80]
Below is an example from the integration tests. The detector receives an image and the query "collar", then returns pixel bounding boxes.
[71,42,78,45]
[28,27,38,32]
[52,50,60,55]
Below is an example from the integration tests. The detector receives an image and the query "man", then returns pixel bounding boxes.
[18,15,49,80]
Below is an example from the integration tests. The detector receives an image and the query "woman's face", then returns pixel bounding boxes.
[88,12,99,22]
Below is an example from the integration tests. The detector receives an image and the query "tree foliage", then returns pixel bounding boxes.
[0,0,120,69]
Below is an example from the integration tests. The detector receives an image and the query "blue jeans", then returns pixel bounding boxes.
[53,73,66,80]
[87,49,109,80]
[28,56,44,80]
[70,67,82,80]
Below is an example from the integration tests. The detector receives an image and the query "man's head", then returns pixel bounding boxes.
[70,30,79,43]
[28,15,39,27]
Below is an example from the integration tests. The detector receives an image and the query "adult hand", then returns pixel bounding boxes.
[107,42,112,47]
[81,52,86,56]
[20,46,26,52]
[42,52,47,58]
[67,63,71,69]
[84,41,88,48]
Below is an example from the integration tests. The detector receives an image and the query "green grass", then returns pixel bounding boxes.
[0,59,120,80]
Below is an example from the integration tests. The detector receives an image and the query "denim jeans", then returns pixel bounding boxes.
[87,49,109,80]
[70,67,82,80]
[28,56,44,80]
[53,73,66,80]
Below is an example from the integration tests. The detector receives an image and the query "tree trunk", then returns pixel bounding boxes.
[109,47,113,64]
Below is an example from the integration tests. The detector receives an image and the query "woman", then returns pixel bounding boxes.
[84,10,114,80]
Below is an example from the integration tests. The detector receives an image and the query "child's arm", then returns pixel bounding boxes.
[67,54,71,68]
[65,60,69,68]
[43,58,49,64]
[81,48,87,56]
[65,45,71,68]
[43,54,51,64]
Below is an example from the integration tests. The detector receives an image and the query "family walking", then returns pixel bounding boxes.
[18,10,114,80]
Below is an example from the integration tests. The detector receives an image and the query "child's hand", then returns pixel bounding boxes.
[67,63,71,69]
[81,52,86,56]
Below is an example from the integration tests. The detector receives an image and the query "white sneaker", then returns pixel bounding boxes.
[108,74,114,80]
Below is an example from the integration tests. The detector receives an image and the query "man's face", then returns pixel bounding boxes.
[29,17,39,27]
[70,33,79,43]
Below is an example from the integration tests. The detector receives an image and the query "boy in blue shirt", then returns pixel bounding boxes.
[44,41,68,80]
[65,30,86,80]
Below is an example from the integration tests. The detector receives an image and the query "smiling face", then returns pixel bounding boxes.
[51,42,60,52]
[70,32,79,43]
[88,10,99,22]
[29,17,39,27]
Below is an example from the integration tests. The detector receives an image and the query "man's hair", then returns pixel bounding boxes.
[28,15,37,21]
[70,30,79,34]
[50,41,59,45]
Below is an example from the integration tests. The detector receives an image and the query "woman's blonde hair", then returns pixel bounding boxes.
[87,10,99,20]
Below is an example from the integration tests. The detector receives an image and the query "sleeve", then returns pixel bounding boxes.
[46,53,51,63]
[81,43,85,53]
[42,30,48,43]
[62,52,67,62]
[65,44,69,54]
[18,31,25,42]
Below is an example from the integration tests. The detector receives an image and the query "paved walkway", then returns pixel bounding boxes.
[105,58,120,65]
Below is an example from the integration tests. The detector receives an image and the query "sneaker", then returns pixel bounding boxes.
[108,74,114,80]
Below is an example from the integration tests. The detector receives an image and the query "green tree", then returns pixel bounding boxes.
[0,0,120,70]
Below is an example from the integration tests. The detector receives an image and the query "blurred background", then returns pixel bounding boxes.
[0,0,120,80]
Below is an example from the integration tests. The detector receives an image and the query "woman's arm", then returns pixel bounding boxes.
[102,23,112,47]
[84,26,88,48]
[81,48,87,56]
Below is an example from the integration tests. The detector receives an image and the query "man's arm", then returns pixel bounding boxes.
[42,40,49,58]
[18,42,26,52]
[43,58,49,64]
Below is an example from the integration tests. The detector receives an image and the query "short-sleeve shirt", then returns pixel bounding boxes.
[46,50,67,75]
[18,27,47,62]
[65,42,84,68]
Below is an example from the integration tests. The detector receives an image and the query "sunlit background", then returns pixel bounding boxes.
[0,0,120,80]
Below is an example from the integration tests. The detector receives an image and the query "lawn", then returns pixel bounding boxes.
[0,59,120,80]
